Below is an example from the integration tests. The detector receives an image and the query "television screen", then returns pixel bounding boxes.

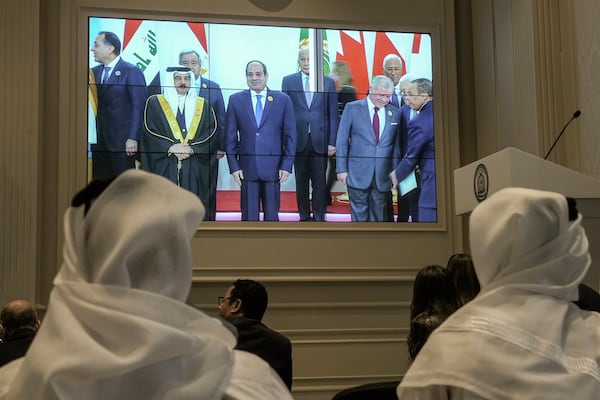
[88,17,434,222]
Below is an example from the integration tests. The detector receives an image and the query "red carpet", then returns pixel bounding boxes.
[217,191,350,214]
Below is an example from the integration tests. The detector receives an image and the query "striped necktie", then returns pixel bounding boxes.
[304,76,312,106]
[102,66,111,84]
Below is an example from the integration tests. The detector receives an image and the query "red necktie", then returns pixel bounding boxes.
[373,107,380,142]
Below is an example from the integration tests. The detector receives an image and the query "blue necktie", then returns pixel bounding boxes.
[102,66,111,84]
[391,92,399,107]
[304,76,312,106]
[255,94,263,125]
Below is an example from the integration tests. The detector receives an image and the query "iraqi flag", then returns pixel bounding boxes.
[120,19,160,86]
[88,18,209,144]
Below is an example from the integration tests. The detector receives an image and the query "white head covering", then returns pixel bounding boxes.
[398,187,600,399]
[0,170,239,400]
[163,68,197,130]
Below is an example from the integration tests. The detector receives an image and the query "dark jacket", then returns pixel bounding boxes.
[0,328,37,367]
[230,317,293,389]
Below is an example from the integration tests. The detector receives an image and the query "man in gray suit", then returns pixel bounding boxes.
[336,75,402,222]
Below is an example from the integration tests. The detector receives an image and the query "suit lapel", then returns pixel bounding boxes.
[245,90,259,127]
[94,65,107,96]
[98,59,121,95]
[380,105,395,142]
[361,100,377,143]
[381,105,390,140]
[261,89,273,126]
[106,59,121,85]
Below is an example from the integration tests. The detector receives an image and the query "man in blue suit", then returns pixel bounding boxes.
[226,60,297,221]
[395,72,422,222]
[282,47,338,222]
[179,49,226,221]
[392,78,436,222]
[90,31,147,180]
[336,75,402,222]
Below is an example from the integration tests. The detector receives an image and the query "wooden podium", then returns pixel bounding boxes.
[453,147,600,289]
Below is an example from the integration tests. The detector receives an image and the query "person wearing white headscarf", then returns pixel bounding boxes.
[397,187,600,399]
[141,67,218,220]
[0,170,293,400]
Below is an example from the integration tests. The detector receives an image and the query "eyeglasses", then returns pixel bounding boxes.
[404,92,425,97]
[217,296,236,306]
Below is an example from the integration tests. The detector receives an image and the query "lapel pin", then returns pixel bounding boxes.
[115,71,121,77]
[268,95,274,102]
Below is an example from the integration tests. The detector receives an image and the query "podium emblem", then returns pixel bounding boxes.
[474,163,489,202]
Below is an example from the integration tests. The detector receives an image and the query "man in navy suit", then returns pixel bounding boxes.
[282,47,338,222]
[383,54,409,222]
[392,78,436,222]
[396,72,422,222]
[225,60,297,221]
[179,49,226,221]
[90,31,146,180]
[336,75,402,222]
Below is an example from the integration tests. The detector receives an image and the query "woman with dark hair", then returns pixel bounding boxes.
[446,253,480,306]
[398,188,600,399]
[407,265,460,360]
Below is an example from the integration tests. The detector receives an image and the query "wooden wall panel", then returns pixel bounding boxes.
[0,0,40,304]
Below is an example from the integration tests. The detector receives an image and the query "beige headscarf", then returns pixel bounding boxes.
[398,187,600,399]
[0,170,238,399]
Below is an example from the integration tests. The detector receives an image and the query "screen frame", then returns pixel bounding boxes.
[77,6,450,232]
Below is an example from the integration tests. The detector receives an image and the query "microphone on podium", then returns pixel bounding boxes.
[543,110,582,160]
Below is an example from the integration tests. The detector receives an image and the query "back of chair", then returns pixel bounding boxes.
[331,381,400,400]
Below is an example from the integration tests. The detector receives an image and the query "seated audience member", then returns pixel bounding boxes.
[446,253,480,306]
[0,300,40,367]
[218,279,293,389]
[407,265,460,360]
[397,188,600,399]
[0,170,292,400]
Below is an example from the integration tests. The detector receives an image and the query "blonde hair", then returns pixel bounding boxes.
[332,61,353,86]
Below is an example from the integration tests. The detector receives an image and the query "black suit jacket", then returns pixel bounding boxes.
[0,328,36,367]
[230,317,293,389]
[281,72,338,154]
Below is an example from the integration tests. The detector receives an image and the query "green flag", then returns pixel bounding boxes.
[298,28,330,76]
[322,30,330,76]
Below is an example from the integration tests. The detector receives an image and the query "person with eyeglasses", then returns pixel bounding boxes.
[391,78,436,222]
[218,279,293,389]
[381,54,405,223]
[394,73,422,223]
